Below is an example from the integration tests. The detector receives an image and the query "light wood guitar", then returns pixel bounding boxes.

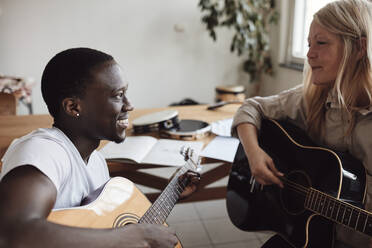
[48,147,201,248]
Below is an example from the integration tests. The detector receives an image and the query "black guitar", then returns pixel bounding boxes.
[226,118,370,248]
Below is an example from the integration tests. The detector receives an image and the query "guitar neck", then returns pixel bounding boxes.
[139,166,189,225]
[305,187,372,236]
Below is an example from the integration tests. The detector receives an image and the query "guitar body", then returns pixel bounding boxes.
[48,177,182,248]
[226,119,366,248]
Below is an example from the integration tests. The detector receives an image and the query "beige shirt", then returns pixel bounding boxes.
[232,85,372,247]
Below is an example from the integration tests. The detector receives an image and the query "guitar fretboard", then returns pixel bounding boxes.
[305,188,372,236]
[138,166,189,225]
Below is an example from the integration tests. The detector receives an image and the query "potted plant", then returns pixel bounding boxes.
[198,0,279,93]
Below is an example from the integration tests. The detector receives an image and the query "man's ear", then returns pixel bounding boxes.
[61,97,81,118]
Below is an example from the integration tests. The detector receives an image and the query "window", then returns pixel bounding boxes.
[292,0,335,59]
[279,0,334,69]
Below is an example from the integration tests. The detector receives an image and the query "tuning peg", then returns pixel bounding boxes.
[180,146,190,161]
[190,149,194,158]
[180,146,187,158]
[197,157,202,165]
[185,147,190,161]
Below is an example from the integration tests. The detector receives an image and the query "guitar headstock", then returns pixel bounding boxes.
[180,146,202,173]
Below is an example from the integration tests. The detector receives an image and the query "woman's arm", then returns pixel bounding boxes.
[232,86,306,187]
[236,122,283,187]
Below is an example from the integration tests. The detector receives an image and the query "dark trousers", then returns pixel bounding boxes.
[261,235,353,248]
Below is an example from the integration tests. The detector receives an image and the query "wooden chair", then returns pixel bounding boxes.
[0,92,17,115]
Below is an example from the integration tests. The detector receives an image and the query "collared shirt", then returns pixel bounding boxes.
[231,84,372,247]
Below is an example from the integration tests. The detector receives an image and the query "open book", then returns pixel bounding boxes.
[99,136,204,167]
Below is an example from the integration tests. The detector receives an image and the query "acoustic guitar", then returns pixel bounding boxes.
[226,118,370,247]
[48,147,201,248]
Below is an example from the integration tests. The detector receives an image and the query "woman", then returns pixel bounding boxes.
[232,0,372,247]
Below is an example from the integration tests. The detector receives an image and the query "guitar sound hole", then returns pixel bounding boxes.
[113,213,140,228]
[280,171,311,215]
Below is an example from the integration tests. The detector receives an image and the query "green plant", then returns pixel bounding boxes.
[198,0,279,83]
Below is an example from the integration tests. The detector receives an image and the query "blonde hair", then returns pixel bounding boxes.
[303,0,372,138]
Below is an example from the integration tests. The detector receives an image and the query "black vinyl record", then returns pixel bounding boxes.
[173,119,209,132]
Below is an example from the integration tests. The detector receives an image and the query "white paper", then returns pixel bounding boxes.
[99,136,203,167]
[201,136,239,162]
[142,139,204,167]
[99,136,157,163]
[211,118,233,137]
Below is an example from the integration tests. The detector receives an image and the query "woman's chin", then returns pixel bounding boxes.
[311,79,334,87]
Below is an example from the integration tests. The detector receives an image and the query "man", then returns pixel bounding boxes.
[0,48,199,247]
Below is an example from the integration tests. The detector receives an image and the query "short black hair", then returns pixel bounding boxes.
[41,47,114,118]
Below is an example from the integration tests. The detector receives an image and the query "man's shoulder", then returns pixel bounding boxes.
[0,128,73,184]
[1,127,71,167]
[13,127,70,151]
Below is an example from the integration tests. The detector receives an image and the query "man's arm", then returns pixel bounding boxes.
[0,166,178,248]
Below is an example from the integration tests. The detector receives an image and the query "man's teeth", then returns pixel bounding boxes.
[117,119,128,125]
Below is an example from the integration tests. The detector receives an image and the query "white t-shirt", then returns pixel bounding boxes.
[0,127,110,209]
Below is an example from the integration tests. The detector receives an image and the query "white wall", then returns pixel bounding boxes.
[260,0,303,96]
[0,0,302,115]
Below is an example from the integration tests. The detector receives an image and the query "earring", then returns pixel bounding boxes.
[76,113,80,117]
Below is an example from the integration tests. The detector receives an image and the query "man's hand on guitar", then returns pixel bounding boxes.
[123,223,178,248]
[179,170,201,200]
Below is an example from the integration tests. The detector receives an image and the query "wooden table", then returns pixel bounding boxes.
[0,104,240,203]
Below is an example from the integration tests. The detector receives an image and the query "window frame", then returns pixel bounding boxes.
[279,0,336,70]
[278,0,305,70]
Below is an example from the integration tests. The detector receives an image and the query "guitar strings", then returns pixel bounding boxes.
[140,163,193,224]
[141,151,200,225]
[141,172,183,224]
[249,173,372,234]
[273,177,352,215]
[142,183,183,224]
[280,177,309,195]
[142,170,186,224]
[278,177,367,227]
